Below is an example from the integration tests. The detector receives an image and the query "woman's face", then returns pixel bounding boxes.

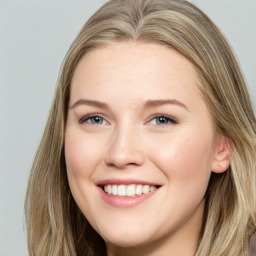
[65,42,223,254]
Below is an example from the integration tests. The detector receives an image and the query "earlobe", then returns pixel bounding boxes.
[211,136,233,173]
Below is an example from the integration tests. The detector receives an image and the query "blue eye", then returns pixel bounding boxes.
[150,116,178,125]
[79,115,107,125]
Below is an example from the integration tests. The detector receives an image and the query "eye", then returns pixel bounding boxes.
[149,115,178,126]
[79,115,108,125]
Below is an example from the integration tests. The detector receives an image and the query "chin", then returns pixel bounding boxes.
[99,227,152,248]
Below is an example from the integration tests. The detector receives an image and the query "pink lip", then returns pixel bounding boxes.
[97,186,159,208]
[96,179,160,186]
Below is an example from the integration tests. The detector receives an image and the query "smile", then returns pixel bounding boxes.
[103,184,158,197]
[97,181,161,207]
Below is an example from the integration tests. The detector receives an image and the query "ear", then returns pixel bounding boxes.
[211,136,232,173]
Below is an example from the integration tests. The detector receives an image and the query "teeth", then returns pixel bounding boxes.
[107,185,112,194]
[136,185,142,195]
[142,185,149,194]
[103,184,158,197]
[150,186,156,192]
[118,185,126,196]
[127,184,136,197]
[112,185,118,195]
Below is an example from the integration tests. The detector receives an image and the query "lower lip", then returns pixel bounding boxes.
[98,187,158,208]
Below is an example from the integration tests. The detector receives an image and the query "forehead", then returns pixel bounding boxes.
[70,42,202,109]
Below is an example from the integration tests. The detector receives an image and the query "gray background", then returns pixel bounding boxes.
[0,0,255,255]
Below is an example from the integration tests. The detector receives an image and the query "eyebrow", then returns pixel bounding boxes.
[69,99,108,109]
[144,99,189,111]
[69,98,189,111]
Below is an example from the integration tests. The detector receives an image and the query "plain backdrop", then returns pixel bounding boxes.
[0,1,255,255]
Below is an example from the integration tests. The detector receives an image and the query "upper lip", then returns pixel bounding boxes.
[96,179,162,187]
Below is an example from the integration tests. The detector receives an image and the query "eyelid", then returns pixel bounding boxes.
[79,114,110,125]
[147,114,179,126]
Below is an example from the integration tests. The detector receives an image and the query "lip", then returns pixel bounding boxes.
[96,179,161,208]
[97,187,158,208]
[96,178,160,186]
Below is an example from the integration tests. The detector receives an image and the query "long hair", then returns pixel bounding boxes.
[25,0,256,255]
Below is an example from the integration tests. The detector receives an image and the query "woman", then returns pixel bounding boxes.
[25,0,256,255]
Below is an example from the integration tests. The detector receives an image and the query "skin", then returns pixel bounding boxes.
[65,42,231,256]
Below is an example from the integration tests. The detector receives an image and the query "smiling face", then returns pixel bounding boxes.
[65,42,228,255]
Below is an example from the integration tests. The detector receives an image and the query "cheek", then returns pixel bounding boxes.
[64,130,106,211]
[65,136,87,178]
[64,131,103,178]
[64,133,90,203]
[64,132,103,227]
[149,128,214,181]
[64,130,106,215]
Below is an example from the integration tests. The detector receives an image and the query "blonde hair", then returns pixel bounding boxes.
[25,0,256,255]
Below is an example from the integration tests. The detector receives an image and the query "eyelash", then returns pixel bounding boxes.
[148,115,178,126]
[79,114,179,127]
[79,114,108,125]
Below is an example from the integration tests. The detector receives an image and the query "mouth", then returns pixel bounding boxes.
[99,184,161,197]
[96,181,161,207]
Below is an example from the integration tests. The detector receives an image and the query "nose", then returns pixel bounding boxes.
[104,127,145,169]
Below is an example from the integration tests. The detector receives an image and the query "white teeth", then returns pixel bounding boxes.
[126,184,136,197]
[150,185,156,192]
[136,185,142,195]
[118,185,126,196]
[112,185,118,195]
[142,185,149,194]
[103,184,158,196]
[107,185,112,195]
